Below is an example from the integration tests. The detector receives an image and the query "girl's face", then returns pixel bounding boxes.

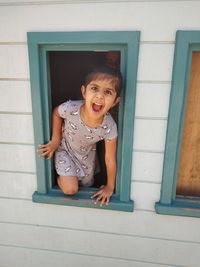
[81,78,120,120]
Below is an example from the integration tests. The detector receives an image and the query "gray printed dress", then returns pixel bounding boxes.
[55,100,118,186]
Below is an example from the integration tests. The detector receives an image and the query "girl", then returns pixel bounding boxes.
[37,67,121,207]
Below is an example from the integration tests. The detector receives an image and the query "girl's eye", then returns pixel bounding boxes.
[91,86,98,91]
[105,90,113,95]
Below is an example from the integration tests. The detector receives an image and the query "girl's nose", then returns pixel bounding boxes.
[96,93,103,99]
[96,90,104,99]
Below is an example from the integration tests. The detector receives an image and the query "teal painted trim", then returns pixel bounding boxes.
[40,47,54,191]
[27,31,139,45]
[27,35,48,194]
[115,47,127,196]
[155,201,200,218]
[157,30,200,217]
[159,31,191,204]
[171,48,193,199]
[41,44,126,52]
[120,31,140,202]
[32,191,134,212]
[28,31,140,211]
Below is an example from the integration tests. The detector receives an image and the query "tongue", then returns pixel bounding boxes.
[92,103,102,112]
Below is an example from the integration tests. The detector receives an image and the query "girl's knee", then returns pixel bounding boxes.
[57,176,78,195]
[62,186,78,195]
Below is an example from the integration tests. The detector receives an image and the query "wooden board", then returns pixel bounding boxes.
[176,52,200,197]
[0,222,199,267]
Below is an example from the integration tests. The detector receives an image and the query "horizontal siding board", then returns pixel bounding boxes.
[138,43,174,82]
[0,114,34,143]
[0,144,36,172]
[0,2,200,42]
[0,222,200,266]
[0,80,169,118]
[132,151,164,183]
[0,2,200,267]
[0,45,29,78]
[135,83,171,118]
[0,245,175,267]
[0,81,32,113]
[131,182,160,211]
[0,43,173,81]
[133,119,167,152]
[0,172,160,212]
[0,172,161,212]
[0,0,198,3]
[0,172,36,199]
[1,199,200,244]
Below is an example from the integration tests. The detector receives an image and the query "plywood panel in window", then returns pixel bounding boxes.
[176,52,200,197]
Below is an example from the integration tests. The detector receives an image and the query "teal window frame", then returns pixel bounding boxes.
[28,31,140,212]
[155,31,200,218]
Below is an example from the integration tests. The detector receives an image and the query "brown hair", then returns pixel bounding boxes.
[84,66,122,96]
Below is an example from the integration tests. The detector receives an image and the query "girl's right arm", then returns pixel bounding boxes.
[37,107,63,160]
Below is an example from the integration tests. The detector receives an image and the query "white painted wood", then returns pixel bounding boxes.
[0,171,160,211]
[0,171,160,210]
[133,119,167,152]
[1,1,200,267]
[0,114,34,143]
[138,43,174,82]
[0,81,32,113]
[0,1,200,42]
[0,45,29,78]
[0,0,200,4]
[131,181,160,211]
[0,152,163,200]
[1,199,200,244]
[0,222,200,266]
[0,245,175,267]
[0,43,173,82]
[0,144,36,172]
[0,0,198,4]
[135,83,171,118]
[0,172,36,199]
[132,151,164,183]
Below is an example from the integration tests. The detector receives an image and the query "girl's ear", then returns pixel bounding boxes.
[81,85,86,99]
[112,96,120,108]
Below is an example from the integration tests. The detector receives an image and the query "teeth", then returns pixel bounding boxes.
[92,103,103,112]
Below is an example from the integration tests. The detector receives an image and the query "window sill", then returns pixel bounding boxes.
[32,191,134,212]
[155,197,200,218]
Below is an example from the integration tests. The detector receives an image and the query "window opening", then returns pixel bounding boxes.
[28,31,140,211]
[49,51,121,189]
[155,31,200,217]
[176,52,200,197]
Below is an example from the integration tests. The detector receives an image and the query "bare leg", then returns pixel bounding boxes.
[57,176,79,195]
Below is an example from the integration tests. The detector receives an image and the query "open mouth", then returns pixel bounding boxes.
[92,103,103,112]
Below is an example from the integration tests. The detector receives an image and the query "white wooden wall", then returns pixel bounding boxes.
[0,1,200,266]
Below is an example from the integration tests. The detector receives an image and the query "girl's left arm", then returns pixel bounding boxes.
[91,138,117,206]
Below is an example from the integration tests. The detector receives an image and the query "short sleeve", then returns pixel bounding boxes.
[104,120,118,141]
[57,101,70,119]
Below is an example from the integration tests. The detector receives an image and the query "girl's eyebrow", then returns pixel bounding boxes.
[104,87,116,94]
[106,88,115,92]
[90,83,116,92]
[90,83,99,87]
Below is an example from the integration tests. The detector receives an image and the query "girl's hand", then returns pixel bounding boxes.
[37,141,59,160]
[91,185,114,207]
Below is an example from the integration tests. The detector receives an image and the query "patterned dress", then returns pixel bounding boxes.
[55,100,118,186]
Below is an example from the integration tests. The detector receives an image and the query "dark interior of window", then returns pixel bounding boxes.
[49,51,121,189]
